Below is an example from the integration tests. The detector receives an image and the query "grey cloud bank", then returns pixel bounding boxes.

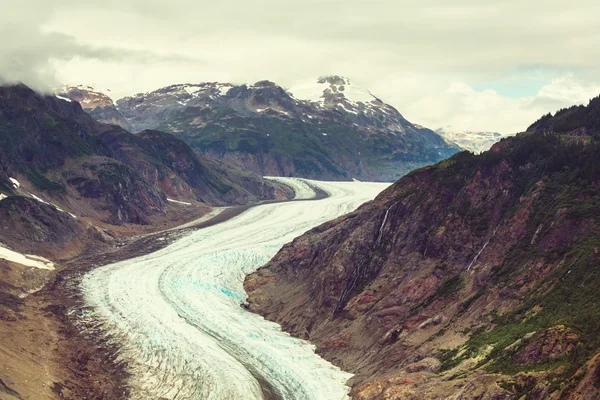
[2,0,599,133]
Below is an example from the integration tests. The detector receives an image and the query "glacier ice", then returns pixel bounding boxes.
[81,178,389,399]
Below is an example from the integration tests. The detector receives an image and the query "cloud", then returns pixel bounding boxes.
[2,1,600,132]
[392,75,600,134]
[0,1,191,92]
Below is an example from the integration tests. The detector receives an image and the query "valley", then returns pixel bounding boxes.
[2,2,598,399]
[79,178,388,399]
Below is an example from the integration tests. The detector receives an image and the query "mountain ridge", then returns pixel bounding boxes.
[66,77,461,182]
[0,83,291,256]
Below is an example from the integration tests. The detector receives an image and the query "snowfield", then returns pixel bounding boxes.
[82,178,389,399]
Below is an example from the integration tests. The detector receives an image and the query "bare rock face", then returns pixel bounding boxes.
[246,98,600,399]
[0,196,90,259]
[62,86,133,131]
[512,326,579,366]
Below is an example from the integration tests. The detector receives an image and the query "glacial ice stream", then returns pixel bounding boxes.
[81,178,389,400]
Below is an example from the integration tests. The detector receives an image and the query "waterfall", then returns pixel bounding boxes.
[466,226,498,272]
[373,204,393,249]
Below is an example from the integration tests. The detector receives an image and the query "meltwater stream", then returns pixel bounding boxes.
[82,178,388,400]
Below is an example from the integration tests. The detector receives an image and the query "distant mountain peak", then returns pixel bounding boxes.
[64,78,460,181]
[289,76,376,106]
[435,126,506,153]
[58,86,133,131]
[60,86,116,108]
[317,75,351,86]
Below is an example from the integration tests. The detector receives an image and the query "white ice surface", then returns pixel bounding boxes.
[82,178,389,400]
[288,81,329,103]
[289,78,375,106]
[0,245,55,270]
[0,193,6,201]
[341,84,375,104]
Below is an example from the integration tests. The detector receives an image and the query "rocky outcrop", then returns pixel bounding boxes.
[61,85,133,131]
[246,101,600,398]
[512,326,579,366]
[0,196,91,259]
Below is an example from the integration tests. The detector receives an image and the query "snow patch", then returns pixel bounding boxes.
[342,83,375,104]
[217,85,231,96]
[0,245,55,270]
[28,193,76,218]
[55,94,73,102]
[9,177,20,188]
[167,198,192,206]
[337,102,358,115]
[288,80,328,103]
[30,193,48,204]
[0,193,7,201]
[289,77,376,106]
[184,85,201,96]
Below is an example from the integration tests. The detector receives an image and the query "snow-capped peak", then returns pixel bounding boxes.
[435,126,506,153]
[58,85,117,108]
[288,76,377,106]
[167,83,233,99]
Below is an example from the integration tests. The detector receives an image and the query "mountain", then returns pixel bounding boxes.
[245,95,600,398]
[71,77,460,181]
[58,85,133,131]
[435,126,505,153]
[0,84,290,253]
[527,96,600,135]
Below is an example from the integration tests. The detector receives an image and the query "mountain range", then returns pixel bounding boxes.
[246,95,600,399]
[435,127,506,153]
[60,76,461,182]
[3,77,597,399]
[0,84,291,259]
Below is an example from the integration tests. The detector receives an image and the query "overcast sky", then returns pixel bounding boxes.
[2,0,599,134]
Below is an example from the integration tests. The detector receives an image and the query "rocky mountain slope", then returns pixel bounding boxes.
[0,84,290,252]
[436,126,506,153]
[246,95,600,399]
[58,85,133,131]
[71,76,460,181]
[0,84,293,400]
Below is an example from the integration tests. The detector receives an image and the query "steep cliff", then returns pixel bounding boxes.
[246,96,600,399]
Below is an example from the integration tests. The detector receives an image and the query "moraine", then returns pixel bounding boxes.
[81,178,389,399]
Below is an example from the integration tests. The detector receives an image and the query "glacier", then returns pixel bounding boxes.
[81,178,389,399]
